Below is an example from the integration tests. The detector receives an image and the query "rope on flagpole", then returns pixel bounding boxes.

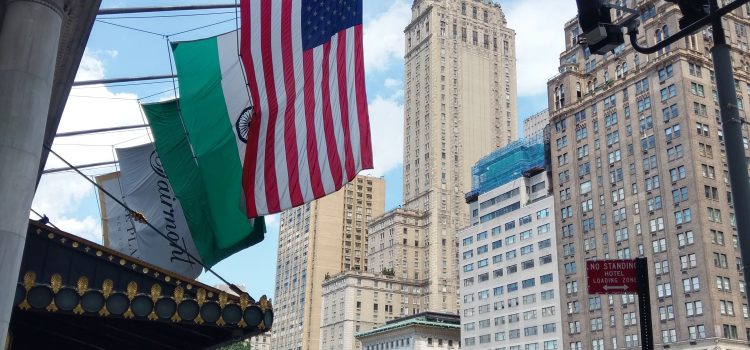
[43,145,246,296]
[232,1,253,111]
[234,0,241,59]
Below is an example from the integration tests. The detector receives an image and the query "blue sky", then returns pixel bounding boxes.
[32,0,577,300]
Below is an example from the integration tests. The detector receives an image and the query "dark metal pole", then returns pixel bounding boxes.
[42,161,118,175]
[72,74,175,87]
[55,124,149,138]
[635,257,653,350]
[710,0,750,302]
[625,0,750,54]
[98,4,238,15]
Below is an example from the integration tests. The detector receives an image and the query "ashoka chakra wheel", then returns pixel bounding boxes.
[235,106,253,144]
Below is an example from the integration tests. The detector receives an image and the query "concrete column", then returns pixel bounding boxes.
[0,0,65,345]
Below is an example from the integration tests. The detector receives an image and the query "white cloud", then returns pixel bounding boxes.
[34,50,155,243]
[76,52,106,81]
[102,49,119,58]
[32,172,102,243]
[363,0,411,72]
[384,78,401,89]
[504,1,577,96]
[363,94,403,177]
[264,213,280,233]
[51,51,155,169]
[54,216,102,243]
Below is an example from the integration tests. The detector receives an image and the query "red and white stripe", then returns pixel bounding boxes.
[240,0,372,217]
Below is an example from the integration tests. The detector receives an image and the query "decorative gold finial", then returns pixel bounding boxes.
[239,293,250,310]
[23,271,36,291]
[148,284,162,320]
[237,292,250,327]
[102,279,114,298]
[126,281,138,300]
[123,281,138,319]
[195,290,206,323]
[196,288,206,306]
[173,286,184,303]
[218,292,229,308]
[150,284,162,302]
[99,279,114,316]
[72,276,89,314]
[171,286,184,322]
[76,276,89,296]
[259,295,270,312]
[50,274,62,294]
[19,271,36,310]
[45,274,63,312]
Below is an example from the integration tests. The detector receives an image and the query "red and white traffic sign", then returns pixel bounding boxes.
[586,259,638,294]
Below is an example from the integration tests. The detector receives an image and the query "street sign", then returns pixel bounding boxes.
[586,259,638,294]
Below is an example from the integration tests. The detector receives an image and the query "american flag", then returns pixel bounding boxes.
[240,0,373,217]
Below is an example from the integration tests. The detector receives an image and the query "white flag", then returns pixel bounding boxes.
[98,143,203,278]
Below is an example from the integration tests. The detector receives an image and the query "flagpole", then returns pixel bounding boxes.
[42,161,119,175]
[73,74,176,87]
[55,124,149,137]
[98,4,238,16]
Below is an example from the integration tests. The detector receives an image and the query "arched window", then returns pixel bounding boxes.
[576,82,582,99]
[616,65,623,79]
[560,84,566,107]
[656,25,670,55]
[622,62,629,75]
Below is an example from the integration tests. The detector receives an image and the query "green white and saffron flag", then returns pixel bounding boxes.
[142,99,265,268]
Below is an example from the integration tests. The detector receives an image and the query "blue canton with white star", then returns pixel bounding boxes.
[301,0,362,50]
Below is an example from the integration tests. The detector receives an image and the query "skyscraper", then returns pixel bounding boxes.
[458,140,563,349]
[272,176,385,350]
[396,0,518,312]
[316,1,519,346]
[548,2,750,349]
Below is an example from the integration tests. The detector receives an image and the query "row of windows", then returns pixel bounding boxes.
[464,338,557,349]
[464,298,557,319]
[462,240,553,272]
[463,223,552,259]
[463,252,555,288]
[463,276,555,304]
[464,308,558,332]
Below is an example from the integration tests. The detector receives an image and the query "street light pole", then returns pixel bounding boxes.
[618,0,750,305]
[708,0,750,298]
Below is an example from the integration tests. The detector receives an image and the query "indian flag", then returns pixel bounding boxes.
[143,97,265,268]
[176,0,373,218]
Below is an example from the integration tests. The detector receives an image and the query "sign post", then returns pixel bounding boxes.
[586,259,638,294]
[635,257,654,350]
[587,257,652,350]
